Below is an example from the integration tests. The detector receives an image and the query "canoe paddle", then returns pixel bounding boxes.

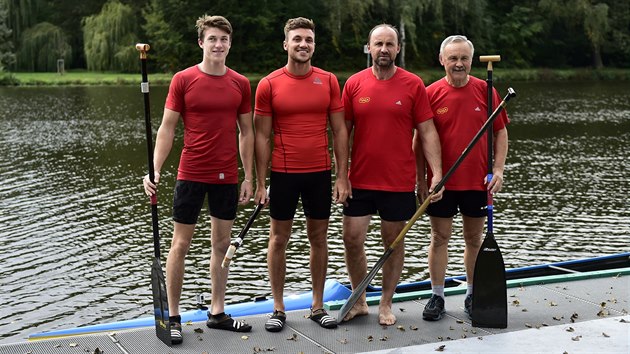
[337,88,517,323]
[136,43,171,346]
[472,55,508,328]
[221,187,269,269]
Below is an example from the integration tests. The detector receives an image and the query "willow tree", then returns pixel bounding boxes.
[82,0,137,72]
[539,0,610,68]
[18,22,71,71]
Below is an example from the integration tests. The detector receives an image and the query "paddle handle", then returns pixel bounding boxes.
[221,188,268,268]
[482,55,501,233]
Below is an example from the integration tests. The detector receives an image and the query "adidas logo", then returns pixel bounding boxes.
[395,100,402,106]
[313,77,323,85]
[475,107,481,111]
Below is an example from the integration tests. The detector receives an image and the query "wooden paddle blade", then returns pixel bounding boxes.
[471,232,507,328]
[151,257,171,346]
[337,249,393,322]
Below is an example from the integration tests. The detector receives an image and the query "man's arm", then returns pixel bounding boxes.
[237,111,255,204]
[489,127,508,194]
[417,119,443,201]
[143,108,179,196]
[254,114,273,204]
[329,111,350,204]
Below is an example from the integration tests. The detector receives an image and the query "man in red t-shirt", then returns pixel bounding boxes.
[142,15,254,344]
[254,17,349,332]
[340,24,443,326]
[418,35,509,322]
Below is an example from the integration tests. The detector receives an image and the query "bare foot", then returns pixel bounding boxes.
[342,301,369,322]
[378,304,396,325]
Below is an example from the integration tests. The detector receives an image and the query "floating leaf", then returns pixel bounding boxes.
[435,344,446,351]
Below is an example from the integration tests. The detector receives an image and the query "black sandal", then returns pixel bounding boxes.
[206,312,252,332]
[265,310,286,332]
[309,308,337,329]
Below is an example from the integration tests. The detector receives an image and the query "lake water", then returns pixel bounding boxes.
[0,80,628,344]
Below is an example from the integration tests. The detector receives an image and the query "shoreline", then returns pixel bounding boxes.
[2,67,630,86]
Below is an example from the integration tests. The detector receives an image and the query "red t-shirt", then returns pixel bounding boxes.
[255,67,343,173]
[426,76,510,191]
[342,67,434,192]
[165,66,251,184]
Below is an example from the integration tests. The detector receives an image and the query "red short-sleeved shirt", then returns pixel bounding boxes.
[342,68,434,192]
[165,65,251,184]
[426,76,510,191]
[255,67,343,173]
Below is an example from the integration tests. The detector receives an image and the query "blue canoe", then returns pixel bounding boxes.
[29,252,630,340]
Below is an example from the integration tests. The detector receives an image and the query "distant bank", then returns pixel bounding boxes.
[2,68,630,86]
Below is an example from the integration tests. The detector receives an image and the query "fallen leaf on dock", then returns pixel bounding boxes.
[525,323,532,328]
[69,343,78,347]
[379,336,389,341]
[571,335,582,341]
[553,316,563,321]
[287,333,298,341]
[409,325,418,331]
[549,301,558,307]
[566,327,575,332]
[435,344,446,351]
[602,332,610,337]
[512,299,520,306]
[337,338,348,344]
[367,335,374,342]
[241,335,249,340]
[396,325,405,331]
[456,319,464,324]
[570,313,579,322]
[194,328,204,333]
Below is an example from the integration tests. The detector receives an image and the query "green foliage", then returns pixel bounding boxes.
[0,0,15,72]
[141,0,185,72]
[82,0,137,72]
[18,22,71,71]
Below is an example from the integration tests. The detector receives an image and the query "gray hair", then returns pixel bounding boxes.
[439,35,474,57]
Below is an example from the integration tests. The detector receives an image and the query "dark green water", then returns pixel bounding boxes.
[0,81,628,343]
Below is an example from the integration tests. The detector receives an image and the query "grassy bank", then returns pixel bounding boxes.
[2,68,630,86]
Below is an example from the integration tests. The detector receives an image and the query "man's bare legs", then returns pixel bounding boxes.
[378,220,406,325]
[341,215,370,321]
[209,217,235,315]
[166,222,195,317]
[306,218,330,310]
[267,218,293,312]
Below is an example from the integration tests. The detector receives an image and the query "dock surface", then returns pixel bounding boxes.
[1,269,628,354]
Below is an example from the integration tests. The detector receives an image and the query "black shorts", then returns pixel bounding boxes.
[172,180,238,224]
[343,188,416,222]
[426,190,487,218]
[269,170,332,221]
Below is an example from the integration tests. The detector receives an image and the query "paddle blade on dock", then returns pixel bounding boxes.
[471,232,508,328]
[151,257,171,346]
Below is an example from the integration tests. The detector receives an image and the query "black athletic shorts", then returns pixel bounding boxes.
[269,170,332,221]
[342,188,416,222]
[172,180,238,224]
[426,190,487,218]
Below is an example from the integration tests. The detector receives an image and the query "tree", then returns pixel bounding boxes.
[0,0,15,72]
[18,22,71,71]
[82,0,137,72]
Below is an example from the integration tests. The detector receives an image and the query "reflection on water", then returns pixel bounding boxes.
[0,81,628,343]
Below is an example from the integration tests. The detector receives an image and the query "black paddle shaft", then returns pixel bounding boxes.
[138,47,161,260]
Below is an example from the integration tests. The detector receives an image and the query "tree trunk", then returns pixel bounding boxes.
[399,17,405,68]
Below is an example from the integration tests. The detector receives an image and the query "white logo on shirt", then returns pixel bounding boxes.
[395,100,402,105]
[475,107,481,111]
[219,173,225,180]
[313,77,323,85]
